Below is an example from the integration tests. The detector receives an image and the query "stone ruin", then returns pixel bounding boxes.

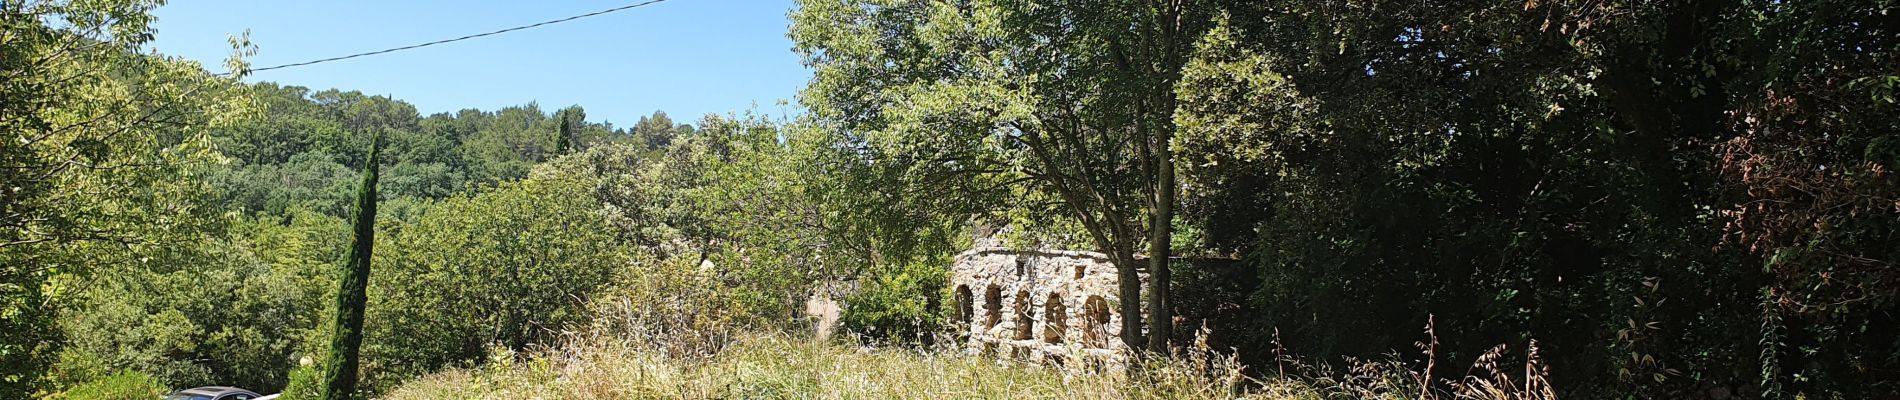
[948,246,1148,366]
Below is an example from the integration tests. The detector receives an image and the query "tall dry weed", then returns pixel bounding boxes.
[386,267,1556,400]
[1270,314,1557,400]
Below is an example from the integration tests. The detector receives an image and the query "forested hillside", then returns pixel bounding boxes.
[4,23,714,393]
[6,0,1898,399]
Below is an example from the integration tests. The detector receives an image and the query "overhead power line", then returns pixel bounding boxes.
[228,0,673,75]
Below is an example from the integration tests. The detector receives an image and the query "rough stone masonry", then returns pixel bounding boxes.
[948,246,1148,366]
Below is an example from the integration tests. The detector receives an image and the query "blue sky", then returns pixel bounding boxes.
[150,0,809,128]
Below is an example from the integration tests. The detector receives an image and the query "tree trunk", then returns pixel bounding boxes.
[1138,0,1192,354]
[1145,136,1175,353]
[1112,244,1146,351]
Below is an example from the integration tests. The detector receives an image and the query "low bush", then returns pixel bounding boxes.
[52,370,166,400]
[577,256,745,360]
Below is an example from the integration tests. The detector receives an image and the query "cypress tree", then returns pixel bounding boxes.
[318,132,380,400]
[555,111,573,155]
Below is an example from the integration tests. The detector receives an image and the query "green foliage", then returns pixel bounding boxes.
[362,175,624,387]
[30,64,643,394]
[279,364,323,400]
[55,237,318,391]
[632,110,681,150]
[316,133,380,400]
[554,108,576,155]
[582,256,746,359]
[10,1,1894,398]
[790,0,1224,350]
[209,152,360,217]
[42,206,344,394]
[1,0,251,395]
[52,370,166,400]
[210,87,632,220]
[36,77,677,396]
[543,111,961,337]
[789,0,1895,396]
[1166,1,1900,397]
[12,2,831,397]
[839,260,948,344]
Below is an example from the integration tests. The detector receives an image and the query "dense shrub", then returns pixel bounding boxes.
[53,370,167,400]
[362,176,624,387]
[840,260,948,344]
[53,214,345,393]
[579,256,746,359]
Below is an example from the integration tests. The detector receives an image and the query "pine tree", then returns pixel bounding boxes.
[318,131,380,400]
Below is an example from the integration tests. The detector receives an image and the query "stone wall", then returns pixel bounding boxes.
[948,247,1145,365]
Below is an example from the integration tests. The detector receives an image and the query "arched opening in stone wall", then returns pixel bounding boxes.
[1043,292,1067,344]
[1083,295,1111,348]
[954,285,973,332]
[983,285,1002,331]
[1013,290,1033,340]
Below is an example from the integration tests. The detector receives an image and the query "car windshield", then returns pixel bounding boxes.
[164,394,213,400]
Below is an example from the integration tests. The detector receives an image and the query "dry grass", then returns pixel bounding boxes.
[383,332,1313,400]
[383,262,1293,399]
[383,265,1554,399]
[381,331,1555,399]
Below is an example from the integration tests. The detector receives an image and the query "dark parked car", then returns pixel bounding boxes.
[164,387,262,400]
